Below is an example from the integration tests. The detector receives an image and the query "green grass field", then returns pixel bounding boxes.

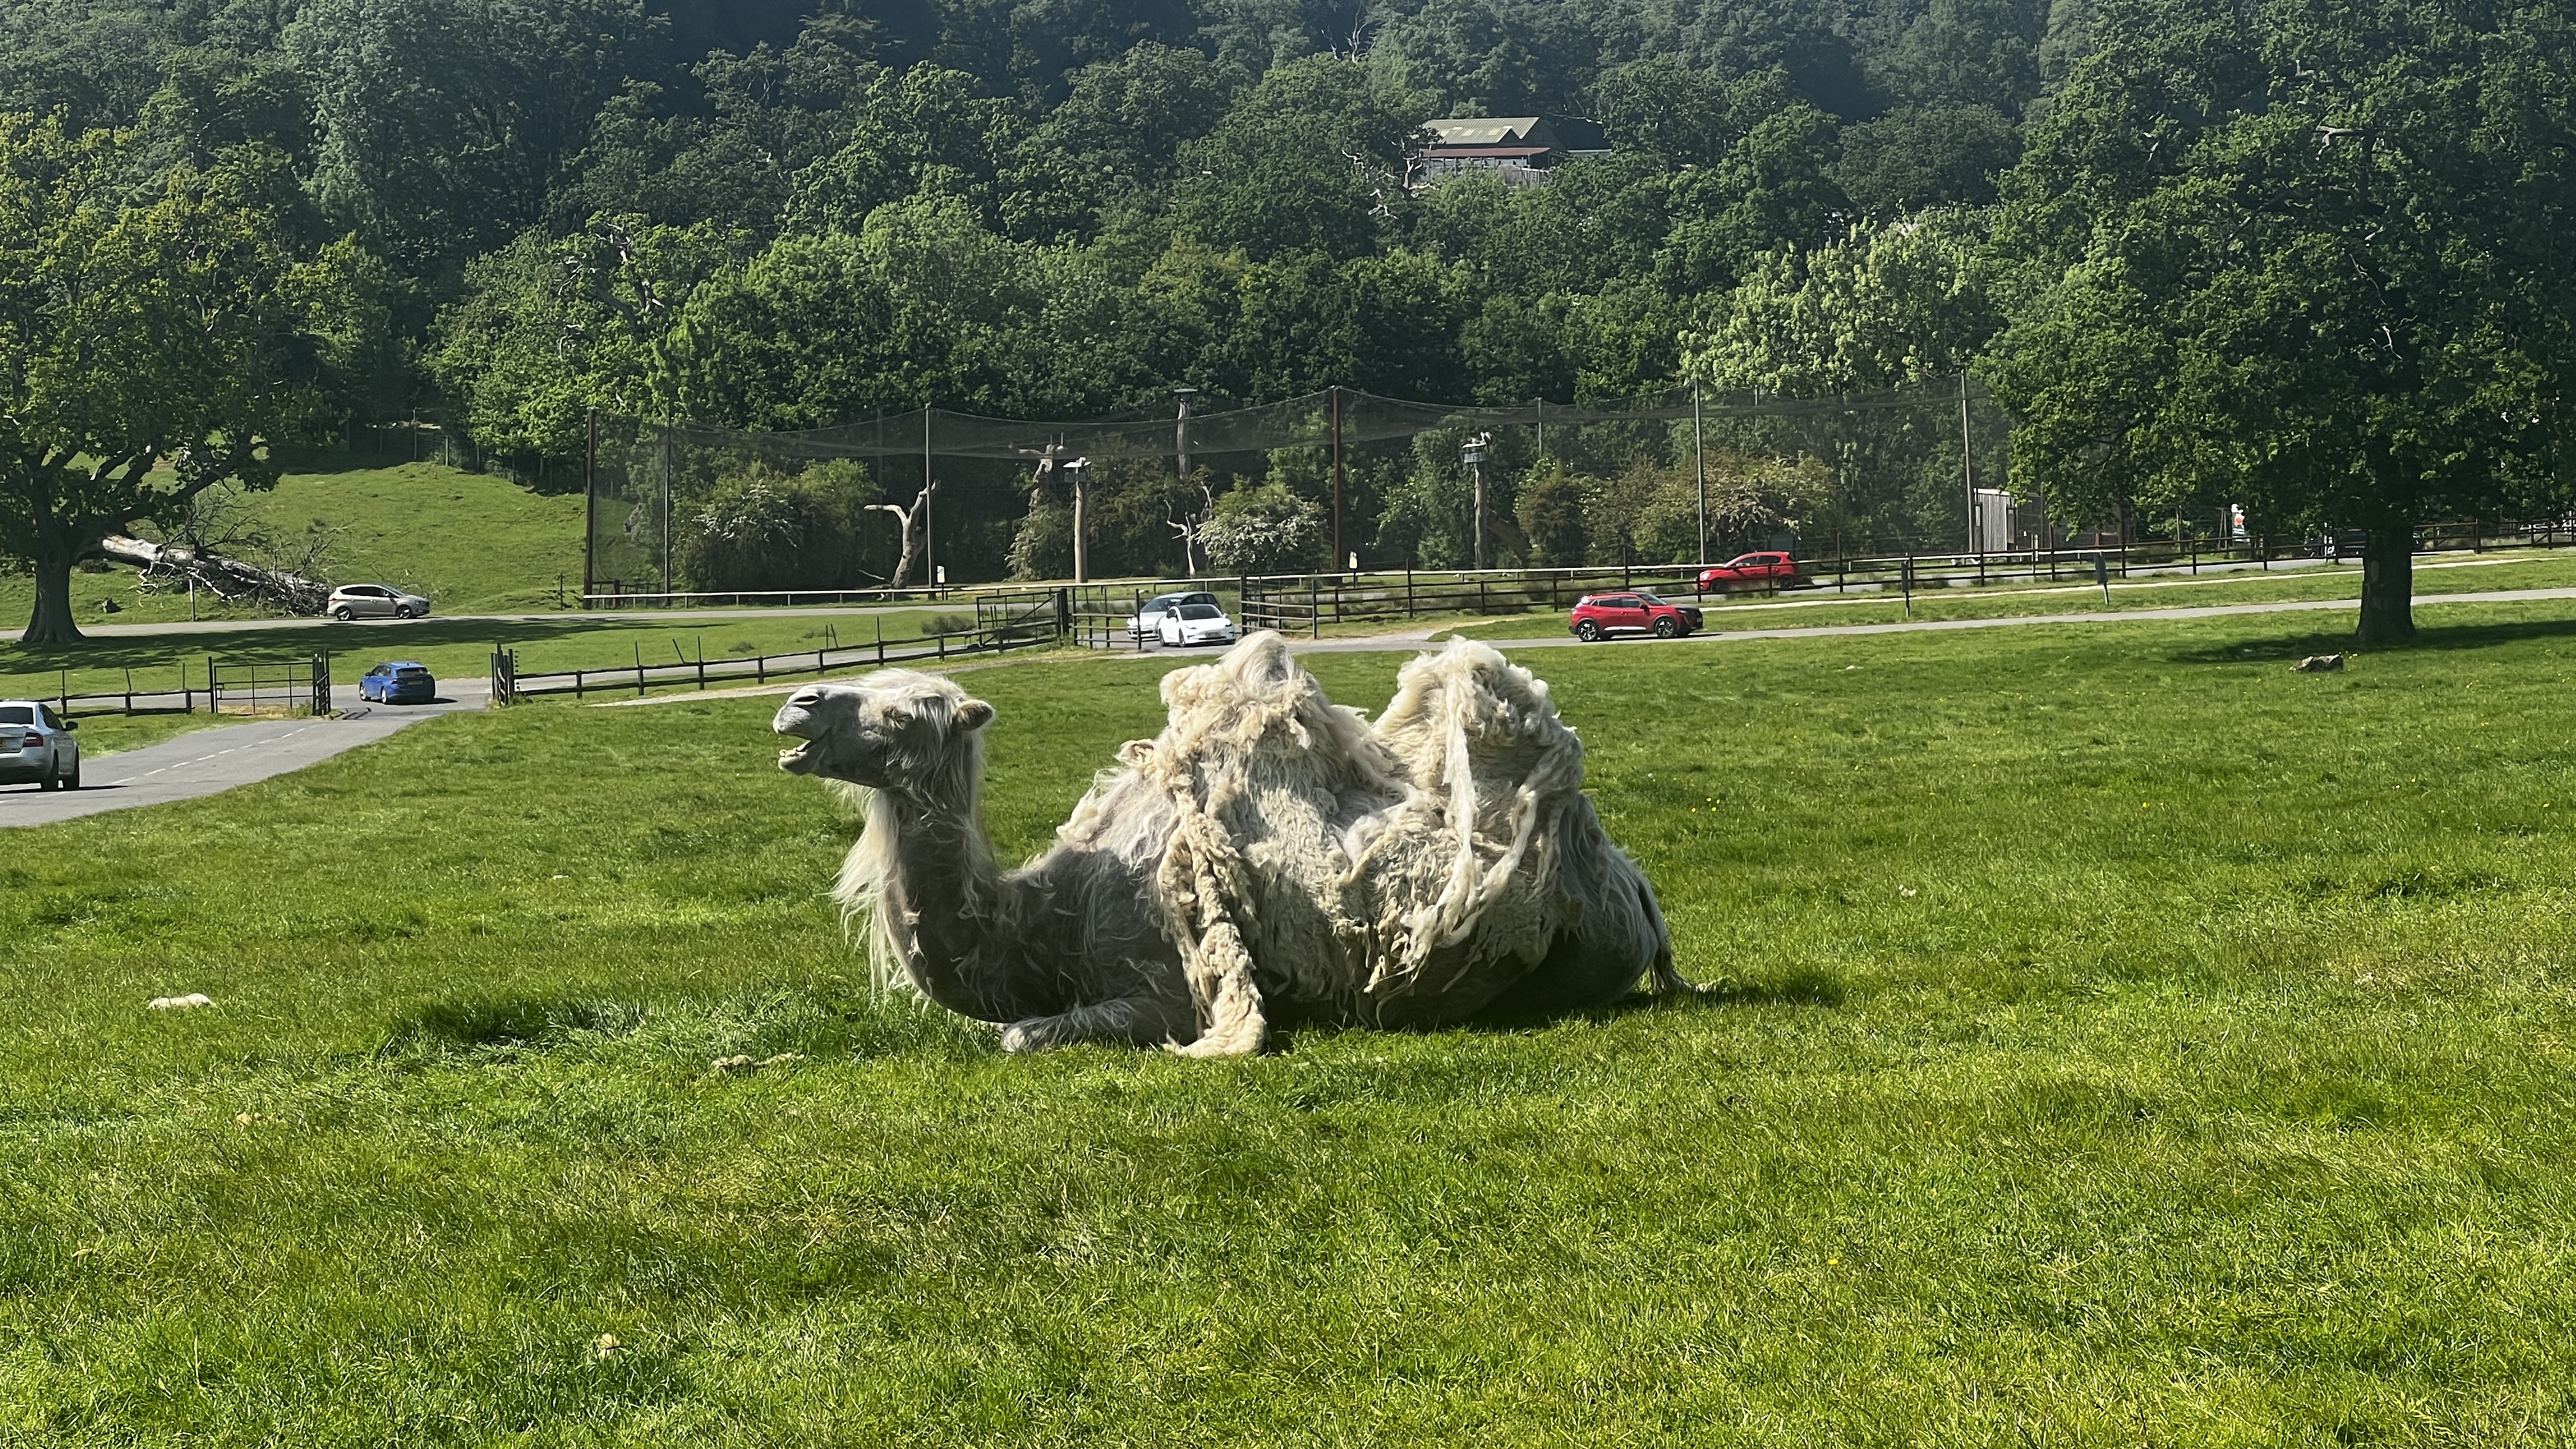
[6,606,2576,1443]
[0,608,985,703]
[0,458,585,630]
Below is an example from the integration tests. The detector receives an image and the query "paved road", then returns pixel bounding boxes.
[1287,585,2576,654]
[0,692,484,828]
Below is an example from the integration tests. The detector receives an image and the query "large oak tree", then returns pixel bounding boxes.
[1982,0,2576,641]
[1988,0,2576,636]
[0,114,374,644]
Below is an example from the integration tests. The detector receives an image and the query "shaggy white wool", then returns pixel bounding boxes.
[1126,634,1623,1050]
[807,633,1674,1057]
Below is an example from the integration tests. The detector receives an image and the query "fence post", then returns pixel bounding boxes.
[576,669,585,701]
[1310,576,1320,638]
[311,653,330,716]
[876,618,885,665]
[696,636,706,691]
[635,641,646,697]
[124,668,133,716]
[207,655,218,714]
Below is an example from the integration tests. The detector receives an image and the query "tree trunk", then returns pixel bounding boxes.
[2358,526,2416,642]
[22,545,83,645]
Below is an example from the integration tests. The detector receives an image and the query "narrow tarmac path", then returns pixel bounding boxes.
[0,691,484,828]
[1288,585,2576,653]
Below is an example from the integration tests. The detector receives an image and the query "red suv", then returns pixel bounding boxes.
[1569,592,1703,641]
[1698,551,1803,592]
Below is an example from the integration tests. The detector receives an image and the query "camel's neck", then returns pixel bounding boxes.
[868,781,1038,1022]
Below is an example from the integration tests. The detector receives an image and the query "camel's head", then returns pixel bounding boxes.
[772,671,995,789]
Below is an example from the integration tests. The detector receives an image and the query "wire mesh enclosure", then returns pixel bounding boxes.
[585,378,2020,601]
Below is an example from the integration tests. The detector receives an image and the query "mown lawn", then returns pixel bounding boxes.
[0,459,585,630]
[0,608,989,704]
[5,610,2576,1444]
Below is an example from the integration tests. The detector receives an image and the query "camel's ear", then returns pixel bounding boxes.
[954,698,995,732]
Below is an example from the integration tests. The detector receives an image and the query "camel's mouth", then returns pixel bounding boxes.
[777,737,818,771]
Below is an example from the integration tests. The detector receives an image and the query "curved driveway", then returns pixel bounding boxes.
[0,691,483,828]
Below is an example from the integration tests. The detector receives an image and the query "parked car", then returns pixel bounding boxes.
[1128,590,1220,638]
[1568,592,1703,642]
[358,660,438,704]
[1697,552,1804,592]
[1158,602,1239,647]
[0,700,80,791]
[327,584,431,621]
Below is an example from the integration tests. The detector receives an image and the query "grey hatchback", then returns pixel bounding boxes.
[326,584,431,620]
[0,702,80,790]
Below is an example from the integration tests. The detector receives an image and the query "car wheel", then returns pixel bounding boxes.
[37,763,57,792]
[1653,617,1678,639]
[393,604,413,620]
[332,605,354,622]
[62,759,78,790]
[1575,620,1602,642]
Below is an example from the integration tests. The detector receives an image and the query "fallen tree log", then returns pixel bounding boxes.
[94,534,332,616]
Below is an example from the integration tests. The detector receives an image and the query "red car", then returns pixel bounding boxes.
[1569,591,1703,641]
[1698,551,1803,592]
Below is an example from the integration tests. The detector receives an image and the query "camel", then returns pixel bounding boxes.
[772,631,1682,1055]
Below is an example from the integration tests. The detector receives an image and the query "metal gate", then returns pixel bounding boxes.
[208,654,331,716]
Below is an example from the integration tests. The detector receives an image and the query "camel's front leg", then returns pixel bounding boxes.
[1000,995,1198,1053]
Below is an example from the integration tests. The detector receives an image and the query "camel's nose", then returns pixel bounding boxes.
[788,686,824,708]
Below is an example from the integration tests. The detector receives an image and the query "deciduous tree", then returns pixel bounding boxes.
[0,117,377,643]
[1983,0,2576,640]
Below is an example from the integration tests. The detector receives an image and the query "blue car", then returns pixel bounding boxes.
[359,660,437,704]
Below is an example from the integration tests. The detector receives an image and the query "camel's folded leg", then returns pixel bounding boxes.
[1001,995,1198,1054]
[1167,921,1269,1058]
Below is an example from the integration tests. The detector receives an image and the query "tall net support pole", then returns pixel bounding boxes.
[659,418,673,596]
[1693,383,1708,566]
[1959,371,1977,558]
[922,406,936,590]
[1330,386,1345,569]
[582,406,597,606]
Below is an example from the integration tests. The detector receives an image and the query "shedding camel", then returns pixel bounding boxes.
[772,631,1684,1055]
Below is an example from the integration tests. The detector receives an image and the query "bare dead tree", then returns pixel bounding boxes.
[864,482,936,589]
[1169,482,1215,576]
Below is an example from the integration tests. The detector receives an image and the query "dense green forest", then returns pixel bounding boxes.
[3,0,2570,624]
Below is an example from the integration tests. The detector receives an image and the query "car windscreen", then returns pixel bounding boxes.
[1635,592,1667,605]
[0,707,30,724]
[1177,604,1222,620]
[1146,595,1187,610]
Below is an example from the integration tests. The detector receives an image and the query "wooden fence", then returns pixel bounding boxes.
[493,590,1064,702]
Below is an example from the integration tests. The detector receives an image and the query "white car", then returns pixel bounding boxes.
[0,700,79,791]
[1128,590,1219,639]
[326,584,431,621]
[1158,602,1238,647]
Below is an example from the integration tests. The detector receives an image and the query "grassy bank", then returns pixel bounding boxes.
[0,608,983,703]
[6,608,2576,1442]
[0,459,585,630]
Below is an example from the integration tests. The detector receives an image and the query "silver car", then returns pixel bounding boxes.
[0,701,80,791]
[327,584,431,620]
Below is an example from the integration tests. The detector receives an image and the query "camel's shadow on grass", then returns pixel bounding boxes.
[1264,965,1847,1051]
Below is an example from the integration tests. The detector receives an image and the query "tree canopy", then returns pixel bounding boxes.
[0,0,2563,631]
[0,115,378,643]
